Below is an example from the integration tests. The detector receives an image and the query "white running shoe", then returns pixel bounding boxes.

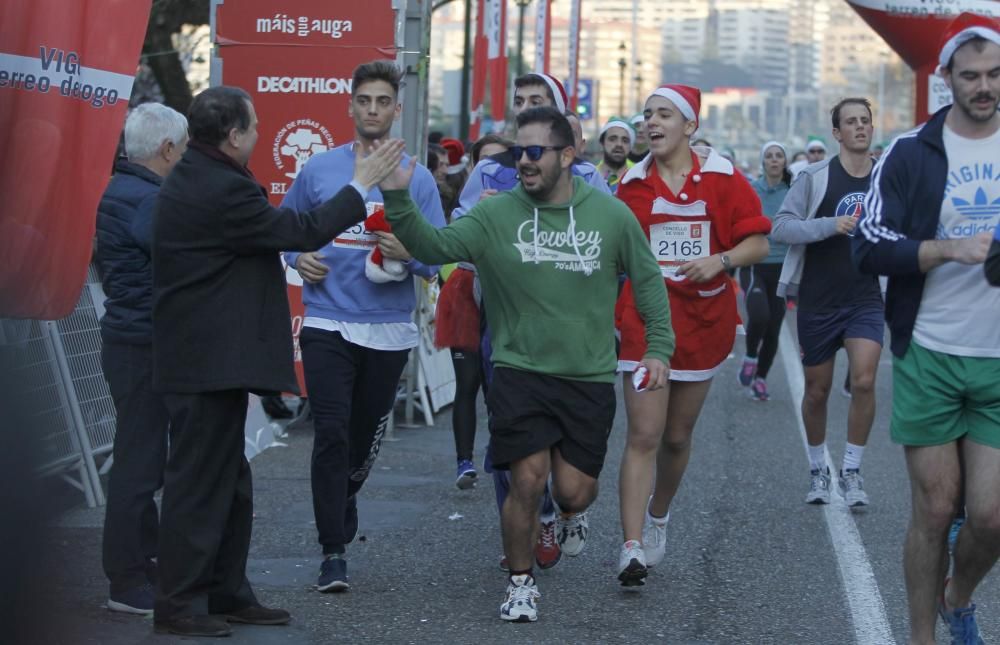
[838,469,869,507]
[499,574,540,623]
[641,510,668,567]
[618,540,648,589]
[556,512,588,556]
[805,467,832,504]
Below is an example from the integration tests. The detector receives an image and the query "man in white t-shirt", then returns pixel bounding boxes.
[853,13,1000,644]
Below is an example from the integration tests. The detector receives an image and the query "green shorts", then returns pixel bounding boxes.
[891,342,1000,449]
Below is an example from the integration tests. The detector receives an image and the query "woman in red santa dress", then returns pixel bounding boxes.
[614,84,771,588]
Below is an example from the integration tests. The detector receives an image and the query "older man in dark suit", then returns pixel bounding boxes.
[151,86,404,637]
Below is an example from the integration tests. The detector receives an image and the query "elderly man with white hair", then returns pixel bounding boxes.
[94,101,188,616]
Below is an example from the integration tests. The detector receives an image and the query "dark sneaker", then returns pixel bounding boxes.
[317,556,349,592]
[455,459,477,490]
[535,520,562,569]
[261,395,294,419]
[948,516,965,555]
[107,583,154,615]
[939,600,985,645]
[738,358,757,387]
[219,605,291,625]
[749,377,769,401]
[154,615,232,637]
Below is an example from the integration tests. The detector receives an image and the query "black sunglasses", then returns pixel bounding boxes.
[511,145,566,162]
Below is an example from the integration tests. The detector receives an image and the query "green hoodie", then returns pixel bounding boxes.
[384,177,674,383]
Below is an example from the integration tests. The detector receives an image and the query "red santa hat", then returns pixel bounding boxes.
[938,12,1000,70]
[439,137,468,175]
[362,208,408,284]
[527,73,568,113]
[648,84,701,128]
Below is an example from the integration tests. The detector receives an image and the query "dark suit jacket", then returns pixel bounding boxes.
[152,145,366,394]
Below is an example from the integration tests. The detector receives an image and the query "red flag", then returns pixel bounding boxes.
[487,0,508,125]
[0,0,151,319]
[469,0,488,140]
[567,0,583,110]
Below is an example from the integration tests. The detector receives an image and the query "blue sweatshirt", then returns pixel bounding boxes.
[282,144,445,323]
[751,175,791,264]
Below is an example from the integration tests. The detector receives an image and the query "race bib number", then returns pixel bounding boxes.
[331,201,382,250]
[650,221,710,276]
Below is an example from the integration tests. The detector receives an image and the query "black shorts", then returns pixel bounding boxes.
[797,303,884,367]
[487,367,616,479]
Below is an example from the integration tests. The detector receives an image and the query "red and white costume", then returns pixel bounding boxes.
[616,147,771,381]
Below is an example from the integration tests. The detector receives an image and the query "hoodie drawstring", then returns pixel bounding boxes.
[533,207,540,265]
[568,205,593,277]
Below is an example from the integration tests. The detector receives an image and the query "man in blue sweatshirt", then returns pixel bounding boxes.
[282,61,445,593]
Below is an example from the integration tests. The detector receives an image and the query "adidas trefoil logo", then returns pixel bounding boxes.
[952,187,1000,221]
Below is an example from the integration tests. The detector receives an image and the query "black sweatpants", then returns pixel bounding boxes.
[450,349,482,461]
[739,263,785,379]
[301,327,409,555]
[101,341,169,594]
[155,389,258,620]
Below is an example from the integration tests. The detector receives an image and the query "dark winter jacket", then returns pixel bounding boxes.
[852,106,951,358]
[95,160,162,344]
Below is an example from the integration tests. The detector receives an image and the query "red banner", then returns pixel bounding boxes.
[0,0,151,319]
[470,0,488,141]
[215,0,396,393]
[845,0,1000,123]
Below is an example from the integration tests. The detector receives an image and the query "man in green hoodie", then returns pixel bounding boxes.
[381,107,674,623]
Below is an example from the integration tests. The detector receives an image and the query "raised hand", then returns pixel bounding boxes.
[353,139,406,192]
[380,156,417,192]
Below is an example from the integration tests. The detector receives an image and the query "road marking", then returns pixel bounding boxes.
[779,323,895,645]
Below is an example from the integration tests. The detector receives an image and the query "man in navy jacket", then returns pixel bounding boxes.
[95,102,188,616]
[852,13,1000,644]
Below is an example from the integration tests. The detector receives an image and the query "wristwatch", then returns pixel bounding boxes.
[720,254,732,270]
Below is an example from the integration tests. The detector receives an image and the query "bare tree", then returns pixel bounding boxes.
[142,0,209,114]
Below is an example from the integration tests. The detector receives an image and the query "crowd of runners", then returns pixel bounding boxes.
[91,11,1000,642]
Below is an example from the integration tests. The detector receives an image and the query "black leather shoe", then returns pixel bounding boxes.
[154,615,232,637]
[219,605,291,625]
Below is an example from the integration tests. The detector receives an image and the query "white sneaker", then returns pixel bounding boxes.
[556,512,588,556]
[618,540,648,589]
[838,469,869,507]
[499,574,540,622]
[641,509,668,567]
[805,467,832,504]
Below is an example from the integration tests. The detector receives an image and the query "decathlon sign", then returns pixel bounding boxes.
[257,75,352,94]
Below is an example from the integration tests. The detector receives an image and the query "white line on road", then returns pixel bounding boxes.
[779,323,895,645]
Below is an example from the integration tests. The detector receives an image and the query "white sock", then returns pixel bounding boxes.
[843,443,865,472]
[808,444,826,471]
[742,355,758,364]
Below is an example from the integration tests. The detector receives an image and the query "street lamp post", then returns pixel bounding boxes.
[618,41,627,116]
[516,0,531,78]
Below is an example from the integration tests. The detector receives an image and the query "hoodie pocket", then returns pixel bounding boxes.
[508,313,601,375]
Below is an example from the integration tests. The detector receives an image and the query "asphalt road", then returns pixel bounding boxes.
[38,322,1000,644]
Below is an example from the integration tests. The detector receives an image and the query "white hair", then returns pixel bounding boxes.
[124,102,188,161]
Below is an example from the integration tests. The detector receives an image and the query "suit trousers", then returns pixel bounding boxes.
[100,341,169,593]
[154,389,258,620]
